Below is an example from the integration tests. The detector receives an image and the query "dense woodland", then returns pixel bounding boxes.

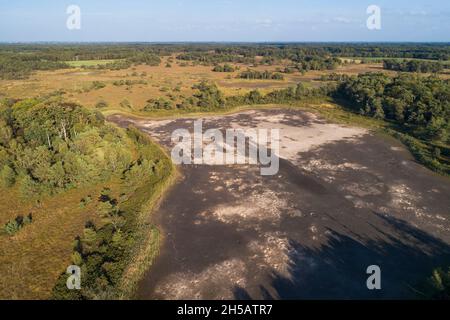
[383,59,444,73]
[0,98,135,195]
[2,43,448,80]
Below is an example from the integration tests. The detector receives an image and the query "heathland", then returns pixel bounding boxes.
[0,43,449,299]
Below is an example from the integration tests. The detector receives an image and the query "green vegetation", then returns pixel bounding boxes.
[383,59,444,73]
[2,214,33,236]
[212,64,235,72]
[422,267,450,299]
[226,82,330,107]
[0,97,136,197]
[165,81,226,111]
[65,59,120,67]
[95,100,109,109]
[335,73,449,174]
[113,79,148,87]
[319,73,350,82]
[0,55,68,80]
[51,127,174,300]
[238,69,284,80]
[1,43,449,300]
[144,97,175,111]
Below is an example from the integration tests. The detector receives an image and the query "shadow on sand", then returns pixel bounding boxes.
[234,214,450,300]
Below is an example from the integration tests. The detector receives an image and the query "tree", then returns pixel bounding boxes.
[192,81,225,110]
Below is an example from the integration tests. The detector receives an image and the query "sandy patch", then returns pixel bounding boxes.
[154,258,247,300]
[211,189,289,225]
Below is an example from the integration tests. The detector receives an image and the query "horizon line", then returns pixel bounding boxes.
[1,41,449,45]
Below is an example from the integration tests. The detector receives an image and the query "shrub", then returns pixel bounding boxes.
[4,219,20,235]
[95,100,109,109]
[422,267,450,299]
[3,214,32,235]
[91,81,106,90]
[0,165,15,187]
[119,99,132,109]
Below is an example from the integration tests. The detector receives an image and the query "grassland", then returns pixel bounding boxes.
[2,54,447,119]
[65,59,121,67]
[0,180,118,299]
[0,55,393,115]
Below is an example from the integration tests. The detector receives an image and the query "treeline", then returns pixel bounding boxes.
[238,69,284,80]
[79,54,161,71]
[176,50,341,70]
[335,73,449,173]
[226,83,331,107]
[0,55,69,80]
[212,64,235,72]
[324,43,450,60]
[290,56,340,71]
[336,73,449,140]
[383,59,444,73]
[51,127,172,300]
[2,43,448,79]
[0,44,172,62]
[176,52,255,65]
[144,81,333,113]
[0,45,163,79]
[319,73,350,82]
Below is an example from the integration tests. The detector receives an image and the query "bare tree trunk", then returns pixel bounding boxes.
[46,132,52,148]
[61,120,68,142]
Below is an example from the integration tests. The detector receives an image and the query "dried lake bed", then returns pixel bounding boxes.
[109,108,450,299]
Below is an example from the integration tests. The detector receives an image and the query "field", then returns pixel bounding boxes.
[65,59,121,67]
[0,183,112,299]
[0,55,394,115]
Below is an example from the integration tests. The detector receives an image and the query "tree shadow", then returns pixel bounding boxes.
[234,214,450,300]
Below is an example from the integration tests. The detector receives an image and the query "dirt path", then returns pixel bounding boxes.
[108,109,450,299]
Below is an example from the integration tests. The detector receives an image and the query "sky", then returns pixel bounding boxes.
[0,0,449,42]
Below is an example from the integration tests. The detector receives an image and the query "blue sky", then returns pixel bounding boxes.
[0,0,449,42]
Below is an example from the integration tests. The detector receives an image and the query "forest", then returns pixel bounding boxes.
[383,59,444,73]
[3,43,448,80]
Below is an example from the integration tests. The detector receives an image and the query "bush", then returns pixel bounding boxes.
[95,100,109,109]
[4,219,20,235]
[91,81,106,90]
[422,268,450,299]
[119,99,132,109]
[0,165,15,187]
[3,214,32,235]
[212,64,235,72]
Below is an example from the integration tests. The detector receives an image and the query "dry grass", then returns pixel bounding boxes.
[0,183,111,299]
[0,55,411,114]
[0,133,141,299]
